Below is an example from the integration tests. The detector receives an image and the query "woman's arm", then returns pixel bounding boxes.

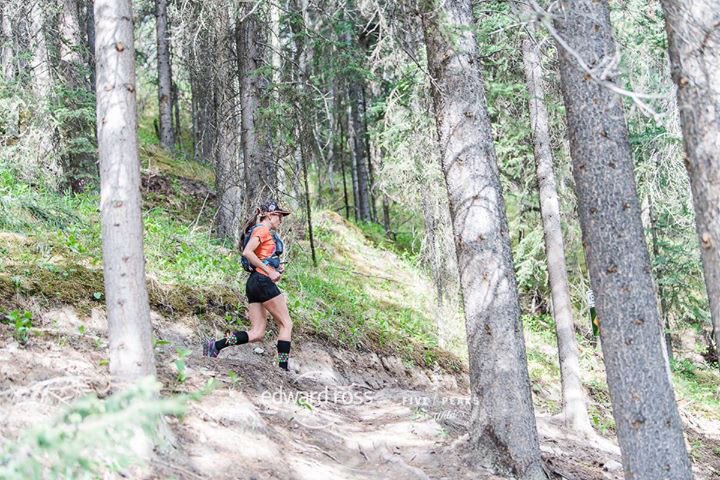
[243,235,281,281]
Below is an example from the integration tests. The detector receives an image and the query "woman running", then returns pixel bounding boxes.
[203,200,293,371]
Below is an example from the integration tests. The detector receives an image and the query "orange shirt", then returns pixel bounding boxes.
[250,225,276,276]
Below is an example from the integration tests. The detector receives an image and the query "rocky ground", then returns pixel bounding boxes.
[1,304,718,479]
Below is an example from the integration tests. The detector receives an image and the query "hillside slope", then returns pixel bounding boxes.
[1,152,719,478]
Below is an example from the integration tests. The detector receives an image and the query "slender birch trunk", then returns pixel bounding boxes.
[1,4,13,81]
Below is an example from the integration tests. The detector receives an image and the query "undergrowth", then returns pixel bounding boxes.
[0,152,463,372]
[523,311,720,432]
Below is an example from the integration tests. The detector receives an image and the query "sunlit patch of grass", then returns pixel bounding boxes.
[281,212,464,371]
[0,160,464,371]
[672,359,720,421]
[139,143,214,185]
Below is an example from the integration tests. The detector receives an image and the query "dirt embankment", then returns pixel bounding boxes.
[1,304,718,479]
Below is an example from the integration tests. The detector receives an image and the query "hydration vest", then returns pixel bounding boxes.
[240,224,284,273]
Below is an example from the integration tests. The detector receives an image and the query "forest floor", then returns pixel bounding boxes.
[2,152,720,478]
[1,303,719,479]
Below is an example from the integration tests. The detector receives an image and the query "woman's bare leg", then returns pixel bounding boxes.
[263,294,293,341]
[263,294,293,370]
[247,302,268,342]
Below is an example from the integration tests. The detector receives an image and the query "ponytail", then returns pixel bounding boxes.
[241,207,261,238]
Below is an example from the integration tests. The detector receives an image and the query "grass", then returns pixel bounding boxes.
[5,133,718,417]
[672,359,720,421]
[0,150,464,372]
[523,309,720,434]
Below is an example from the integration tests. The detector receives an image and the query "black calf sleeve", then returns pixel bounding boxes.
[277,340,291,371]
[215,331,249,351]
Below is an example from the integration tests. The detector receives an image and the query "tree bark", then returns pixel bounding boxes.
[382,194,391,237]
[300,124,317,267]
[187,0,213,163]
[172,81,180,142]
[28,2,51,97]
[421,1,546,477]
[6,1,31,81]
[213,12,243,244]
[347,103,360,221]
[339,100,351,219]
[361,86,376,222]
[343,21,371,222]
[514,3,592,434]
[188,9,215,163]
[59,0,97,192]
[326,82,337,195]
[348,81,371,222]
[95,0,156,384]
[660,0,720,370]
[552,0,692,477]
[85,0,95,87]
[155,0,174,150]
[237,7,272,208]
[1,4,13,81]
[420,184,446,347]
[59,0,85,88]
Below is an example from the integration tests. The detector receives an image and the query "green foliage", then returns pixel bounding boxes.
[588,403,616,435]
[227,370,240,388]
[283,213,463,371]
[0,166,90,233]
[0,377,212,479]
[174,347,192,383]
[2,309,33,344]
[354,220,420,263]
[672,360,720,420]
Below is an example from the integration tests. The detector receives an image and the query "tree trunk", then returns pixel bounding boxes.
[421,1,546,478]
[7,1,31,81]
[95,0,156,384]
[28,2,51,97]
[172,81,180,143]
[326,82,337,195]
[299,125,317,267]
[339,102,350,219]
[213,14,243,245]
[660,0,720,370]
[237,7,272,208]
[640,173,673,372]
[348,104,360,221]
[382,194,391,238]
[552,0,692,477]
[346,62,371,221]
[514,4,592,434]
[188,17,214,163]
[155,0,174,150]
[420,185,446,347]
[268,0,284,194]
[361,86,376,222]
[1,4,13,81]
[647,187,674,366]
[59,0,97,192]
[187,0,215,164]
[85,0,95,87]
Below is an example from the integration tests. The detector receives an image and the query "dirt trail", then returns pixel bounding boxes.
[156,314,626,480]
[1,306,718,479]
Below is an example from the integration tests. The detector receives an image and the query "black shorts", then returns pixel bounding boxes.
[246,271,282,304]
